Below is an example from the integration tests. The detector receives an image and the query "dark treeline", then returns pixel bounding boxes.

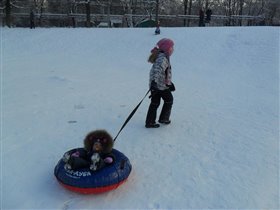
[0,0,279,28]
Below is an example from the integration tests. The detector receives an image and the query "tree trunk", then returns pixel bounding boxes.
[5,0,11,27]
[184,0,188,27]
[128,1,133,27]
[228,0,232,26]
[205,0,209,10]
[86,1,91,27]
[239,0,244,26]
[155,0,159,25]
[187,0,192,27]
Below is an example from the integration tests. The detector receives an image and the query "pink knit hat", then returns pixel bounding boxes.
[156,38,174,56]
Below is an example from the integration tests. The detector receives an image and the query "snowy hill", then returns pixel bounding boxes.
[1,26,279,209]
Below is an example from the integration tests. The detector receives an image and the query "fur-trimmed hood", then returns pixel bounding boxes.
[83,129,114,154]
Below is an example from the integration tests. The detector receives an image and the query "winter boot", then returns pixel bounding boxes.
[159,119,171,124]
[145,102,160,128]
[145,123,160,128]
[159,102,172,124]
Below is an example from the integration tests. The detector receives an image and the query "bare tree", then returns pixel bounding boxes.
[33,0,46,26]
[5,0,11,27]
[155,0,159,23]
[183,0,188,26]
[187,0,192,26]
[84,1,89,26]
[1,0,279,27]
[120,0,133,27]
[265,0,280,25]
[238,0,244,26]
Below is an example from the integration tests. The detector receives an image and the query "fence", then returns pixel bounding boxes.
[0,12,266,28]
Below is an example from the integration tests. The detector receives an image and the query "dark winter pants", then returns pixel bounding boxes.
[68,156,90,170]
[145,89,173,125]
[30,20,35,29]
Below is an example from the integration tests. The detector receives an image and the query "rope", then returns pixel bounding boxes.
[113,89,150,142]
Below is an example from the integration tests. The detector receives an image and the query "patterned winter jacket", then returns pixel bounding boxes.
[149,52,172,91]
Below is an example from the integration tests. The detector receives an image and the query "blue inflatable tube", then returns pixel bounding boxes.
[54,148,132,194]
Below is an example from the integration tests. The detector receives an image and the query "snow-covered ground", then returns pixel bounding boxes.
[1,26,279,209]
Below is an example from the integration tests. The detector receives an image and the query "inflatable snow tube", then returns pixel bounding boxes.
[54,148,132,194]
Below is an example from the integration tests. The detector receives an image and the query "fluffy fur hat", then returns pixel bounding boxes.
[84,129,114,154]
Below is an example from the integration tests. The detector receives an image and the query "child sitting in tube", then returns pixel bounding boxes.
[63,129,115,171]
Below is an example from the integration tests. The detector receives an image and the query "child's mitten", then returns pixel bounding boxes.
[104,157,113,164]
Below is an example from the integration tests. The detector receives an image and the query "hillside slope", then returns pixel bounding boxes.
[1,27,279,209]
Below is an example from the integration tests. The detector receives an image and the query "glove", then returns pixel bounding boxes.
[71,151,80,157]
[104,157,114,164]
[167,82,175,91]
